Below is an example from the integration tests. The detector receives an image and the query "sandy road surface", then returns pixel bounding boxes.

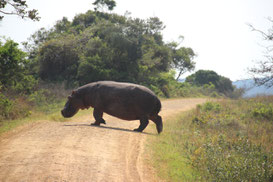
[0,98,206,182]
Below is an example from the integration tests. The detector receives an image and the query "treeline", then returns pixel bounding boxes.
[23,10,195,95]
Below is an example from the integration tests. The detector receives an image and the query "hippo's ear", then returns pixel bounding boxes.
[72,90,76,95]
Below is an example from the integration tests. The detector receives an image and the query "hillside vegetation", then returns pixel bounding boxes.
[150,96,273,181]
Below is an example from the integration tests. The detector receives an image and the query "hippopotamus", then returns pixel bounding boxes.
[61,81,163,134]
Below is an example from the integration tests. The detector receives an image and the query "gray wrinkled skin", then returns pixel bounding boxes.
[61,81,163,134]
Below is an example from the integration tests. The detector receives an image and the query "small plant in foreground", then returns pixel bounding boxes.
[252,103,273,121]
[193,135,273,182]
[0,93,14,120]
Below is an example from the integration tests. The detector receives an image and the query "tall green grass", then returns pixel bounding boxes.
[0,101,93,135]
[0,83,71,134]
[150,96,273,181]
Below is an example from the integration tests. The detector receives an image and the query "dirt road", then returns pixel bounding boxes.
[0,98,206,182]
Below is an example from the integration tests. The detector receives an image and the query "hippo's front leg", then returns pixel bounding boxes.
[91,108,106,126]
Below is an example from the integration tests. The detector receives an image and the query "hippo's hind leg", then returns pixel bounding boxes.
[134,117,149,132]
[91,108,106,126]
[150,115,163,134]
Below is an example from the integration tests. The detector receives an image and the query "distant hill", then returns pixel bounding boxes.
[233,79,273,98]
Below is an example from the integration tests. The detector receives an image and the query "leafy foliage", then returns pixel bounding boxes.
[0,89,31,121]
[25,10,196,97]
[172,46,196,80]
[0,38,37,93]
[252,102,273,120]
[93,0,116,11]
[186,70,234,96]
[0,92,14,120]
[38,35,79,87]
[0,0,40,21]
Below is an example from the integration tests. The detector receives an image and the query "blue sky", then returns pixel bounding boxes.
[1,0,273,81]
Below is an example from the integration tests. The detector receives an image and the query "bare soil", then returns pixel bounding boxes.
[0,98,206,182]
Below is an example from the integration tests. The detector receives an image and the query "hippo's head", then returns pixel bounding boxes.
[61,91,84,118]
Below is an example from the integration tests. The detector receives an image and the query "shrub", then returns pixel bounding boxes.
[201,101,221,112]
[0,39,37,94]
[12,75,38,94]
[0,93,31,121]
[27,83,69,113]
[194,135,273,182]
[252,103,273,121]
[210,91,219,98]
[28,89,49,107]
[0,93,14,120]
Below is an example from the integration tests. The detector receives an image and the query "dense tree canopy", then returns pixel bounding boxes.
[0,39,36,93]
[25,10,196,96]
[186,70,234,94]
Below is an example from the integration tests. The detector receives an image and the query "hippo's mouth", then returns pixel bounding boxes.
[61,110,66,117]
[61,109,69,118]
[61,108,79,118]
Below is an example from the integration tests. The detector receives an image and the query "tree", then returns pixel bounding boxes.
[38,36,79,85]
[186,70,220,86]
[172,47,196,80]
[26,9,196,97]
[0,38,37,93]
[93,0,116,11]
[0,0,40,21]
[217,76,234,94]
[248,18,273,88]
[186,70,234,94]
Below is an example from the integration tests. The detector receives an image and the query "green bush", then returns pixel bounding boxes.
[210,91,219,98]
[0,93,14,120]
[195,135,273,182]
[0,39,37,94]
[27,85,67,114]
[12,75,38,94]
[28,89,49,107]
[0,93,31,121]
[201,101,221,112]
[252,103,273,121]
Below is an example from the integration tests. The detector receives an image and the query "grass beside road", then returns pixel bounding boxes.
[0,100,93,135]
[149,96,273,181]
[148,112,201,181]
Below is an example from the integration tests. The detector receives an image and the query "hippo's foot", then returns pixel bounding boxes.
[100,119,106,124]
[91,119,106,126]
[133,128,143,132]
[91,122,100,126]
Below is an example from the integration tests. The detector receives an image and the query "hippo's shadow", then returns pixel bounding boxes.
[63,123,155,135]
